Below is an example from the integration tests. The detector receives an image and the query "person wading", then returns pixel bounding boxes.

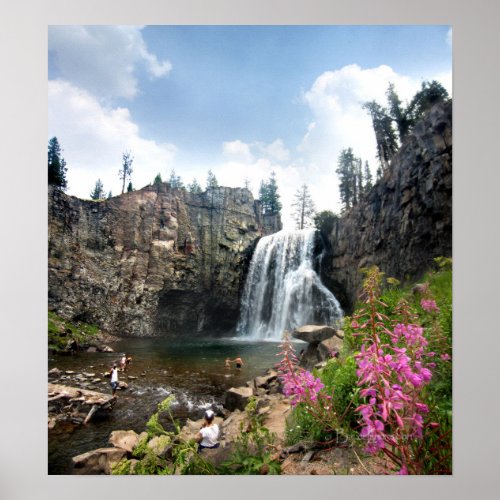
[110,363,119,396]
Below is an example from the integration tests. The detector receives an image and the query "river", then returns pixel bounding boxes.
[48,336,287,474]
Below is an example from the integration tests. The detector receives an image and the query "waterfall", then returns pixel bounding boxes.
[237,228,343,341]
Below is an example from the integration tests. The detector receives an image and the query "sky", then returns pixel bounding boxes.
[48,25,452,228]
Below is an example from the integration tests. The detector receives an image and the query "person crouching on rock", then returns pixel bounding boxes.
[196,410,220,452]
[110,363,119,396]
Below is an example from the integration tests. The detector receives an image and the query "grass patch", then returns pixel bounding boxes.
[48,310,101,352]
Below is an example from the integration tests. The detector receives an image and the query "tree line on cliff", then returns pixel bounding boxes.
[48,80,448,230]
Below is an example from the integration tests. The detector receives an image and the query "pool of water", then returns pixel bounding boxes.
[48,336,288,474]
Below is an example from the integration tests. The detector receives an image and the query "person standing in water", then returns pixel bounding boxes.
[110,363,119,396]
[231,357,244,369]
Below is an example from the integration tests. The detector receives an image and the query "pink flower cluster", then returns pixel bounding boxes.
[281,369,325,406]
[355,323,433,453]
[421,299,440,313]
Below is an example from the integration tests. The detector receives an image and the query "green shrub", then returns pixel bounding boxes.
[218,397,281,475]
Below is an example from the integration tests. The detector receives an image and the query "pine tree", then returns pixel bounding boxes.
[292,184,316,229]
[119,151,134,194]
[259,173,282,214]
[90,178,105,200]
[363,161,373,192]
[48,137,68,190]
[386,82,412,143]
[244,177,251,191]
[336,148,357,211]
[154,173,162,186]
[407,80,450,122]
[362,100,398,171]
[355,158,363,202]
[127,181,133,192]
[168,169,184,189]
[206,170,219,189]
[107,191,113,199]
[188,178,202,194]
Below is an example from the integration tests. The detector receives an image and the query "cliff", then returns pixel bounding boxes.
[48,184,281,337]
[320,100,452,310]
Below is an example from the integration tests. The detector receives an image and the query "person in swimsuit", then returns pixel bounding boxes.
[231,357,243,369]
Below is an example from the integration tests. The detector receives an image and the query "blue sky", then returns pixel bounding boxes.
[48,25,452,227]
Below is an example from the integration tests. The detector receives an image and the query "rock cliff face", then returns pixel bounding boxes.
[320,100,452,311]
[48,184,281,337]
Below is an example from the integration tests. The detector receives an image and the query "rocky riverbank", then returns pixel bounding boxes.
[62,324,385,475]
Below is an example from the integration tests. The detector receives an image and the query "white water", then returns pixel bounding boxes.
[237,229,343,341]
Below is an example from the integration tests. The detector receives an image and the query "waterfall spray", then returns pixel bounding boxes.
[237,229,343,341]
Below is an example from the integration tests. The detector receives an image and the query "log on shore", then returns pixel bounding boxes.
[48,383,116,426]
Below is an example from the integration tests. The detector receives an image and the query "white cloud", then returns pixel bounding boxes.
[296,64,453,216]
[49,80,176,198]
[48,26,172,100]
[446,27,452,47]
[256,139,290,162]
[222,140,254,163]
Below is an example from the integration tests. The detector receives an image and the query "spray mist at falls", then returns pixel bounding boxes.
[237,229,343,341]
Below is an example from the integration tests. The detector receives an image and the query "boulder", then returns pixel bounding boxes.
[199,443,236,468]
[224,386,254,412]
[48,368,61,377]
[147,435,172,458]
[299,344,328,371]
[72,447,127,474]
[292,325,337,344]
[109,430,139,453]
[254,371,278,389]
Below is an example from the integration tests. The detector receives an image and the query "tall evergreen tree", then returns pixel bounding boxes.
[188,178,202,194]
[355,158,363,202]
[386,82,412,143]
[90,178,105,200]
[154,173,162,186]
[259,171,282,214]
[407,80,450,122]
[168,169,184,189]
[292,184,316,230]
[336,148,357,211]
[127,181,133,192]
[119,151,134,194]
[362,100,398,170]
[363,161,373,192]
[206,170,219,189]
[48,137,68,190]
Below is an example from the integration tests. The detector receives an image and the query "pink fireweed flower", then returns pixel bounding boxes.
[397,465,408,475]
[421,299,440,313]
[440,353,451,361]
[280,369,324,406]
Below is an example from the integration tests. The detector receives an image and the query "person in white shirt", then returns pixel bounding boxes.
[110,364,119,396]
[196,409,220,452]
